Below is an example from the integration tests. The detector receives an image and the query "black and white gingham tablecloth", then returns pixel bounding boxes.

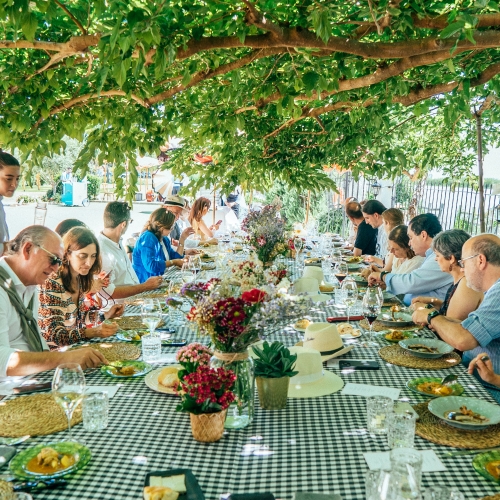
[12,262,500,500]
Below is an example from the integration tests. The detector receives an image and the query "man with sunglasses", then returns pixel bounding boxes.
[0,226,108,378]
[412,234,500,396]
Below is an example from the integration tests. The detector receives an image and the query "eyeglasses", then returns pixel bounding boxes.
[125,219,133,224]
[458,253,479,268]
[36,245,63,266]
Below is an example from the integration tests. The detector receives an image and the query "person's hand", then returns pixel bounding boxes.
[411,296,432,306]
[143,276,163,290]
[412,307,429,326]
[179,227,195,245]
[171,239,180,247]
[88,322,119,338]
[61,347,108,369]
[360,268,371,279]
[171,258,186,268]
[468,353,500,387]
[367,272,382,286]
[105,304,125,319]
[209,223,220,231]
[185,248,201,255]
[90,278,107,294]
[410,301,429,312]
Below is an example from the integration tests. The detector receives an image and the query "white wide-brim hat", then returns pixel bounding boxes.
[301,322,354,361]
[288,346,344,398]
[302,266,324,283]
[293,277,319,294]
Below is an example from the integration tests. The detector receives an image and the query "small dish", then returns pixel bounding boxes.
[116,330,148,342]
[378,312,414,327]
[100,360,153,378]
[473,450,500,484]
[318,284,336,294]
[384,330,414,343]
[293,320,312,332]
[145,366,181,395]
[406,377,464,397]
[399,338,454,359]
[340,330,361,339]
[144,468,205,500]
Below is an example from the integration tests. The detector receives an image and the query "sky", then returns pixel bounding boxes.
[480,147,500,179]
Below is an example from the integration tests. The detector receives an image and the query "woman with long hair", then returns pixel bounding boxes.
[38,227,124,347]
[132,208,193,282]
[188,197,220,240]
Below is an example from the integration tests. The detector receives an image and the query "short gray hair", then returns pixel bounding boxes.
[6,226,56,255]
[432,229,470,263]
[471,234,500,266]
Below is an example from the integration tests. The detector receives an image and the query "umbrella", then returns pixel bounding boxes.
[137,156,160,168]
[152,169,174,197]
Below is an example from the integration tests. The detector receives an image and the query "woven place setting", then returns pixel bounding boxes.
[114,315,164,331]
[378,344,461,369]
[413,401,500,449]
[124,289,169,305]
[360,318,422,332]
[73,342,140,362]
[0,393,82,437]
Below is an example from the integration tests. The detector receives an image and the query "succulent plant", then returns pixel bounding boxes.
[252,341,298,378]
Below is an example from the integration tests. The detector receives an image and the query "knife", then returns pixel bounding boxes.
[13,478,67,492]
[444,447,500,457]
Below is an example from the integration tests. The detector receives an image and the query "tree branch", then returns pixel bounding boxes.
[242,0,283,38]
[413,13,500,30]
[54,0,87,34]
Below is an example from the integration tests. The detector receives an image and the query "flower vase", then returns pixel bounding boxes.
[256,376,289,410]
[211,350,254,429]
[189,410,227,443]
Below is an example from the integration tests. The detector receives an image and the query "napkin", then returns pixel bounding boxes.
[86,386,120,399]
[363,450,446,472]
[302,266,324,283]
[293,278,320,294]
[341,383,400,400]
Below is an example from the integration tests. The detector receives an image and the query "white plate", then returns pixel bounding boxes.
[319,284,336,294]
[293,322,312,332]
[340,330,362,339]
[144,366,181,395]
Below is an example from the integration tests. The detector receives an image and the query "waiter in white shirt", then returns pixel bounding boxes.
[362,199,388,259]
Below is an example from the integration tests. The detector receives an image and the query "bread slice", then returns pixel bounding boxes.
[149,474,186,493]
[143,486,179,500]
[157,367,179,388]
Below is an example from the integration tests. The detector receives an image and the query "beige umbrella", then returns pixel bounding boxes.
[152,169,174,197]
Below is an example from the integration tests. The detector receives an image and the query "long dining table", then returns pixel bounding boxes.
[5,262,500,500]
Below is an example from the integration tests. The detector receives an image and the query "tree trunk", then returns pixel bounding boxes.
[475,112,486,233]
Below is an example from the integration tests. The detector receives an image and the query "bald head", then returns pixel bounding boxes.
[467,234,500,266]
[461,233,500,292]
[345,201,363,220]
[6,226,61,255]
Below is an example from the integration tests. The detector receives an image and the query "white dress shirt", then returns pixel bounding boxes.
[376,225,388,259]
[0,258,48,378]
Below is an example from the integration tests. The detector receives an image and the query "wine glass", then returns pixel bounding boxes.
[335,262,348,284]
[341,277,358,323]
[189,255,202,278]
[293,237,304,276]
[362,287,382,347]
[52,363,86,442]
[141,298,162,335]
[167,278,184,328]
[180,260,194,284]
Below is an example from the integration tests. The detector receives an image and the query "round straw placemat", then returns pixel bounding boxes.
[74,342,140,362]
[360,319,421,332]
[378,345,461,369]
[413,402,500,449]
[114,315,164,330]
[479,495,500,500]
[0,393,82,437]
[124,290,168,305]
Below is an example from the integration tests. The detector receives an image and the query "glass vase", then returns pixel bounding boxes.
[211,350,254,429]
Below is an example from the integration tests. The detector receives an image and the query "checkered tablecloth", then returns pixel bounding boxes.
[16,263,500,500]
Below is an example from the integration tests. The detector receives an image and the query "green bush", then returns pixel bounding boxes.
[87,175,100,200]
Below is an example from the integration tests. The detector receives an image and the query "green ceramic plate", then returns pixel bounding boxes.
[473,450,500,484]
[101,360,153,378]
[399,338,454,359]
[10,441,91,480]
[406,377,464,397]
[116,330,149,342]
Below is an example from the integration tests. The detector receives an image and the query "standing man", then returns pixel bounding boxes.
[362,200,388,258]
[98,202,163,301]
[0,152,21,255]
[345,201,377,256]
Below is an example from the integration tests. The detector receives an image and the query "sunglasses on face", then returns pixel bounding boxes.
[36,244,63,266]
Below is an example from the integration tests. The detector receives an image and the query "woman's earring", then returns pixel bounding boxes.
[449,264,453,272]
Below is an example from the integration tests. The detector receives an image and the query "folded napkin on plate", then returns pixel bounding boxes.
[293,278,320,294]
[302,266,324,283]
[327,316,363,323]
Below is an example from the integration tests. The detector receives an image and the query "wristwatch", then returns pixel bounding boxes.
[425,304,434,309]
[427,309,441,325]
[380,271,388,281]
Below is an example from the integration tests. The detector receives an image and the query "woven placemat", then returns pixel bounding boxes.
[378,345,461,369]
[124,290,168,305]
[413,402,500,449]
[360,319,421,332]
[114,315,164,330]
[74,342,140,362]
[0,393,82,437]
[479,495,500,500]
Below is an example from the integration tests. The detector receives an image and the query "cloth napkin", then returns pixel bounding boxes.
[341,383,400,400]
[86,386,120,399]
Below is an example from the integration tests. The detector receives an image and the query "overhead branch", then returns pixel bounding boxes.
[413,13,500,30]
[242,0,283,38]
[54,0,87,34]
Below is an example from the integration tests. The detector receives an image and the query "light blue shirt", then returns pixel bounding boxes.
[462,279,500,375]
[385,248,453,306]
[376,225,388,259]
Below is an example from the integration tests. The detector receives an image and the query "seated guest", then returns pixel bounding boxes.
[39,227,124,347]
[54,219,87,238]
[412,234,500,398]
[188,197,220,240]
[362,200,388,258]
[98,202,163,300]
[345,201,377,256]
[467,353,500,403]
[411,229,483,322]
[132,209,193,282]
[344,197,358,246]
[368,213,453,305]
[0,226,108,377]
[225,193,240,218]
[163,196,199,254]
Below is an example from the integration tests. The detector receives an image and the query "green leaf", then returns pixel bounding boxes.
[182,70,191,86]
[192,26,204,40]
[110,16,123,52]
[303,71,320,93]
[21,12,37,41]
[445,59,455,73]
[439,21,465,39]
[154,49,167,80]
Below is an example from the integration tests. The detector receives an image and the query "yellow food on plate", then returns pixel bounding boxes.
[158,367,179,388]
[295,319,311,329]
[386,330,406,341]
[143,486,179,500]
[416,381,453,396]
[486,460,500,480]
[112,364,137,376]
[319,283,334,292]
[26,447,75,474]
[149,475,187,492]
[337,323,354,335]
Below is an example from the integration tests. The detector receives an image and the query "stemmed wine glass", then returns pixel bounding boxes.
[189,255,202,279]
[362,287,382,347]
[180,260,194,284]
[141,298,162,336]
[52,363,86,442]
[341,276,358,323]
[293,237,303,276]
[335,262,348,284]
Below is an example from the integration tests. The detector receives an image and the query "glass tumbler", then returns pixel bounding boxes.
[142,334,162,363]
[423,486,465,500]
[367,396,394,435]
[388,410,417,449]
[390,447,423,491]
[82,392,109,431]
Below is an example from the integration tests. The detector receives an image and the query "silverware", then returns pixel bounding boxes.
[445,447,500,457]
[0,435,30,446]
[440,374,458,386]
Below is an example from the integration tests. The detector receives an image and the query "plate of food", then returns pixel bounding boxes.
[9,442,91,480]
[116,329,149,342]
[473,450,500,484]
[337,323,362,339]
[406,377,464,397]
[428,396,500,430]
[378,308,415,327]
[399,338,454,359]
[293,319,312,332]
[101,360,153,378]
[319,283,336,294]
[201,264,216,271]
[343,256,363,264]
[144,468,205,500]
[199,253,215,262]
[304,257,322,266]
[145,366,181,395]
[384,330,414,343]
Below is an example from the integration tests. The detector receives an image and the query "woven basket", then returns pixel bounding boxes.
[0,480,15,500]
[379,345,461,370]
[189,410,227,443]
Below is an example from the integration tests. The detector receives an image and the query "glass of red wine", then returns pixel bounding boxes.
[335,262,348,284]
[362,287,382,347]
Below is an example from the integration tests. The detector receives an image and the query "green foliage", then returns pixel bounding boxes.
[252,341,298,379]
[86,175,100,200]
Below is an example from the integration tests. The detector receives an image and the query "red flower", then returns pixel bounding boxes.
[242,289,267,303]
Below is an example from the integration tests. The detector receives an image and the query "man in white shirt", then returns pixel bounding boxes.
[362,200,388,259]
[0,226,107,378]
[98,202,163,300]
[0,152,21,255]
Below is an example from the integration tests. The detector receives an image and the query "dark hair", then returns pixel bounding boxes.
[432,229,470,265]
[189,197,211,223]
[103,201,131,228]
[409,213,442,238]
[60,227,101,294]
[143,208,175,240]
[54,219,87,238]
[6,225,55,255]
[345,201,363,219]
[388,225,415,259]
[0,152,20,170]
[471,234,500,266]
[382,208,404,228]
[362,199,386,215]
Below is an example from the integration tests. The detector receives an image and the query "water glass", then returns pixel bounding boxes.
[82,392,109,431]
[388,411,417,449]
[142,334,162,363]
[390,447,423,490]
[423,487,465,500]
[335,288,347,306]
[367,396,394,435]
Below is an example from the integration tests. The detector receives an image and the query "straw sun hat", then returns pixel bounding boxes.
[301,322,354,360]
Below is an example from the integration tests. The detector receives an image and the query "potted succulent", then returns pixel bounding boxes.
[252,341,298,410]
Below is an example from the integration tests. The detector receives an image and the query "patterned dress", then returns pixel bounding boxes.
[38,274,99,348]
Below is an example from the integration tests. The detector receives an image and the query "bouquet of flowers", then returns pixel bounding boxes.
[241,204,288,265]
[175,343,236,415]
[229,258,263,291]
